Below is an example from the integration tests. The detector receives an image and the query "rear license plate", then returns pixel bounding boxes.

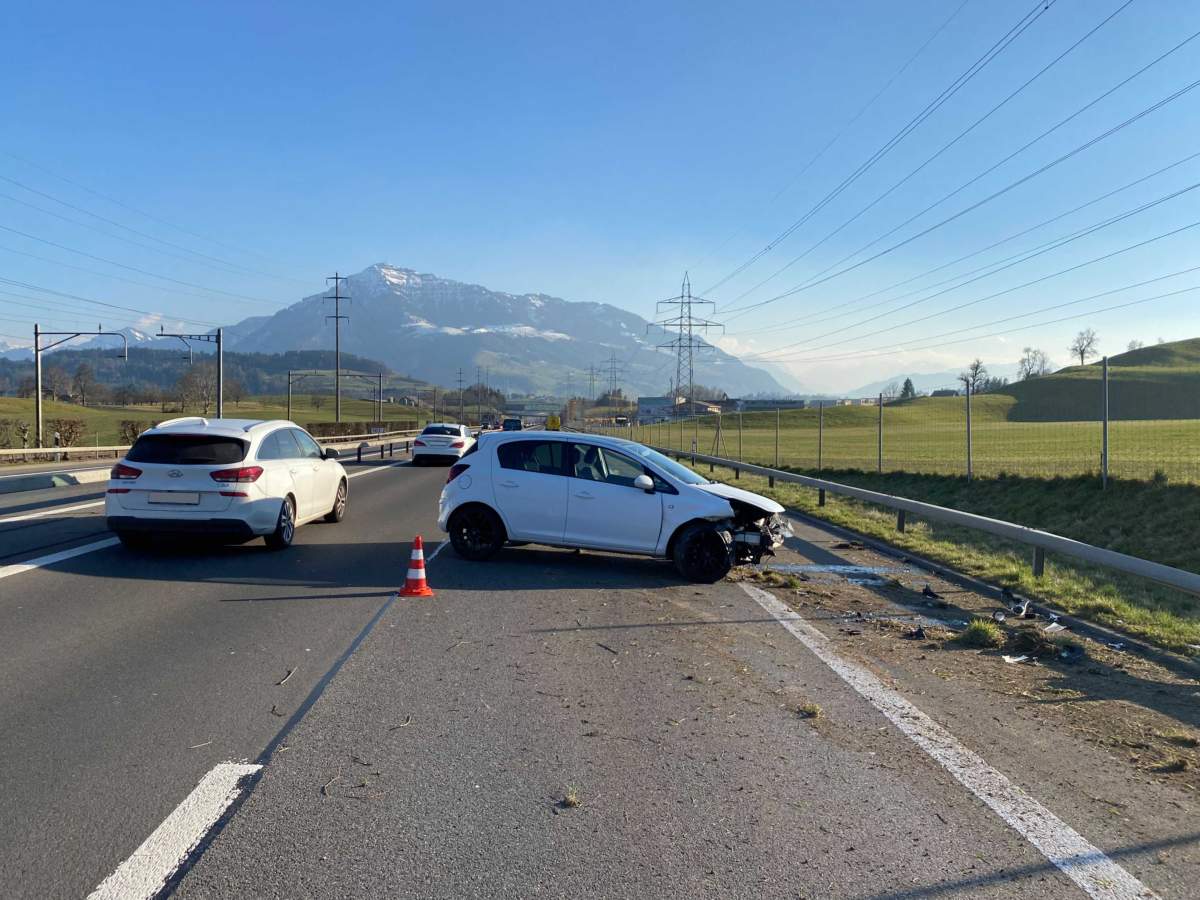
[148,491,200,505]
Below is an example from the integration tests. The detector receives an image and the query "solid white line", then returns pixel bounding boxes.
[0,537,120,582]
[87,762,261,900]
[346,461,407,479]
[738,582,1156,900]
[0,499,104,524]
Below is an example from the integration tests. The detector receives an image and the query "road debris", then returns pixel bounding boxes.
[269,704,285,717]
[1002,655,1031,665]
[387,715,413,730]
[1043,622,1068,634]
[187,741,212,750]
[276,667,296,686]
[596,642,619,655]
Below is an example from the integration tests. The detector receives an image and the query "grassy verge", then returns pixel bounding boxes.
[707,466,1200,654]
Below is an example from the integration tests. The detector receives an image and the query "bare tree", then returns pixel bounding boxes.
[958,358,987,395]
[72,363,98,407]
[1068,328,1099,366]
[1017,347,1052,381]
[1126,339,1145,352]
[43,367,69,401]
[177,364,218,415]
[882,380,901,401]
[312,394,326,412]
[226,378,247,407]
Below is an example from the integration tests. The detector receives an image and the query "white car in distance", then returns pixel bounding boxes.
[106,417,348,550]
[412,423,475,466]
[437,432,791,582]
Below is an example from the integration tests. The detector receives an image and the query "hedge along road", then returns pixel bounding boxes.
[0,458,445,900]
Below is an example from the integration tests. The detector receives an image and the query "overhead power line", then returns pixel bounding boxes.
[700,0,1058,295]
[733,148,1200,336]
[2,151,307,283]
[744,179,1200,357]
[0,276,220,327]
[0,223,282,306]
[688,0,972,274]
[727,0,1138,304]
[722,70,1200,320]
[744,219,1200,363]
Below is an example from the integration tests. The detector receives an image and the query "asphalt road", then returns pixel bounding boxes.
[1,457,1192,899]
[0,456,443,900]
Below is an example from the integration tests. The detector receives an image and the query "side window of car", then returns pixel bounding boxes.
[272,429,302,459]
[496,440,563,474]
[569,443,605,481]
[597,448,648,488]
[257,432,283,461]
[291,429,323,460]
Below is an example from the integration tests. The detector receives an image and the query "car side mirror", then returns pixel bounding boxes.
[634,474,654,493]
[323,447,340,460]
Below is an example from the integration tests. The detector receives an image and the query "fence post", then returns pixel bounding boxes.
[737,410,743,461]
[1101,356,1109,489]
[966,387,973,482]
[818,401,824,471]
[774,408,780,468]
[876,394,883,474]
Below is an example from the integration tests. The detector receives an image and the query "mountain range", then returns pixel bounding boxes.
[224,264,789,397]
[847,363,1024,398]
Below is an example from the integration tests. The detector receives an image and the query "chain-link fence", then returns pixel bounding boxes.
[621,357,1200,486]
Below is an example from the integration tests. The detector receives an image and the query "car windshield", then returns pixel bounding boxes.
[625,444,709,485]
[126,434,247,465]
[421,426,460,436]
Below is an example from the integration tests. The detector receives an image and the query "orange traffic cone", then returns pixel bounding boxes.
[399,534,435,597]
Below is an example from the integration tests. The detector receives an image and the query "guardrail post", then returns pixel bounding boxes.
[896,510,906,533]
[877,394,883,474]
[380,444,385,459]
[818,488,826,507]
[1033,547,1045,578]
[356,445,362,463]
[737,411,743,462]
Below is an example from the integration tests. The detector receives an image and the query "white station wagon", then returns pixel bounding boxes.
[437,431,791,582]
[106,417,348,550]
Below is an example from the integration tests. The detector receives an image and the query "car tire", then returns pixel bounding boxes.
[265,495,296,550]
[117,532,152,551]
[447,505,506,561]
[324,479,348,523]
[672,522,733,583]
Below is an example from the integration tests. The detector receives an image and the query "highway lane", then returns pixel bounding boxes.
[0,459,446,900]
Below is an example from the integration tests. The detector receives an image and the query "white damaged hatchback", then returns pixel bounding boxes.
[106,417,348,550]
[438,432,792,582]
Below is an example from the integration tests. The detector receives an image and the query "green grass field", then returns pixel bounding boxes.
[0,395,441,448]
[626,393,1200,485]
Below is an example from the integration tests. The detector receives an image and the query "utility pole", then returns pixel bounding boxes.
[588,364,597,403]
[476,365,482,426]
[457,368,465,423]
[652,273,721,420]
[324,272,350,423]
[156,326,224,418]
[33,324,128,447]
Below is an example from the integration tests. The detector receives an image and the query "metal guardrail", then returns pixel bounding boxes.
[569,425,1200,598]
[0,428,422,462]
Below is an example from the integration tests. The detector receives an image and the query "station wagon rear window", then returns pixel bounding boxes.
[126,434,248,465]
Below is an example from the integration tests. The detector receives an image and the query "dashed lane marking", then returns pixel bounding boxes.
[0,537,120,582]
[739,581,1157,900]
[87,762,262,900]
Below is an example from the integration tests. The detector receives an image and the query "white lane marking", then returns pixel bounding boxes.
[346,461,407,479]
[87,762,261,900]
[0,499,104,524]
[0,537,120,582]
[739,582,1156,900]
[425,539,447,563]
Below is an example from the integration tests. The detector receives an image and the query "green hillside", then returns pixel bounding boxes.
[999,337,1200,422]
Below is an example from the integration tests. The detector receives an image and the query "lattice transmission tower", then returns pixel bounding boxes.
[652,273,722,417]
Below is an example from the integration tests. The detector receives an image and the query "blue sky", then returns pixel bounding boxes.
[3,0,1199,392]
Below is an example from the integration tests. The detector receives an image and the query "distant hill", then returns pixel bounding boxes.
[997,338,1200,421]
[225,263,789,397]
[848,363,1022,398]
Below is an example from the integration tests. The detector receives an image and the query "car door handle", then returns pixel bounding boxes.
[573,491,594,500]
[499,480,518,488]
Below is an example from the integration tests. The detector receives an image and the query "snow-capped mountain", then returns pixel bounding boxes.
[226,264,788,396]
[50,327,160,354]
[0,339,32,361]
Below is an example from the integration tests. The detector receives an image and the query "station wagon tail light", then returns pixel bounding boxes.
[209,466,264,483]
[447,463,469,484]
[450,440,465,448]
[110,463,142,480]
